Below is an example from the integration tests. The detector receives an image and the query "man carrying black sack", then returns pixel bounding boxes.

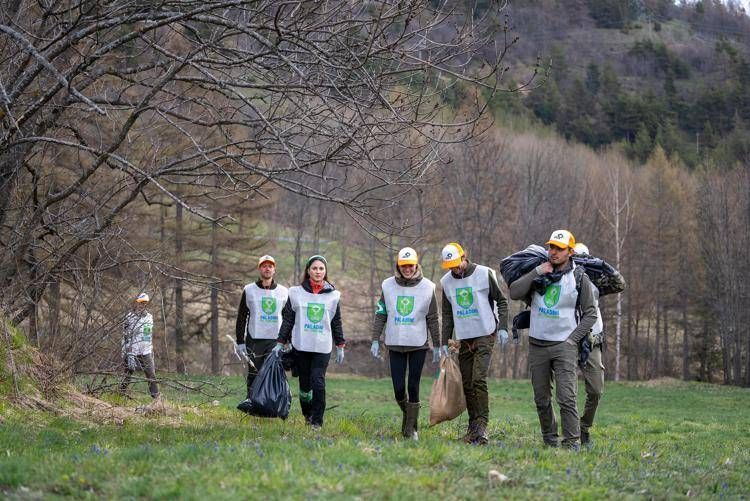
[235,255,289,399]
[510,230,598,450]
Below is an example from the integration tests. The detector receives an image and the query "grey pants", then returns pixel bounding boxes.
[529,340,580,446]
[581,344,604,432]
[121,353,160,398]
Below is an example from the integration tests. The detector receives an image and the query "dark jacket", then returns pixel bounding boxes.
[235,279,280,344]
[440,261,509,345]
[371,264,440,352]
[277,279,345,348]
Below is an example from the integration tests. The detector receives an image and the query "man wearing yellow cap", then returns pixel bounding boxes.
[509,230,598,450]
[440,242,508,445]
[235,255,289,399]
[120,292,160,399]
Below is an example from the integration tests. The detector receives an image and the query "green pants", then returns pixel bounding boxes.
[458,334,495,427]
[529,340,580,446]
[581,344,604,432]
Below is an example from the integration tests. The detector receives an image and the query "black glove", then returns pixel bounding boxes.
[578,337,592,369]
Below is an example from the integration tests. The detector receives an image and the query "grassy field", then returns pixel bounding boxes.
[1,375,749,500]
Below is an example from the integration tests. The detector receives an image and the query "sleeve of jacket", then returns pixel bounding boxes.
[235,290,249,344]
[509,267,541,302]
[276,298,295,344]
[331,303,345,347]
[427,290,441,348]
[569,275,598,343]
[371,292,387,342]
[488,269,509,332]
[441,289,453,346]
[612,270,627,294]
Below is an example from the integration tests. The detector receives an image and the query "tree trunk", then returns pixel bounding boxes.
[663,308,671,377]
[682,302,690,381]
[174,203,186,374]
[210,219,220,375]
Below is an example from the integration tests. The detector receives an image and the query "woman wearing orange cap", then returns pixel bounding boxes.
[371,247,440,440]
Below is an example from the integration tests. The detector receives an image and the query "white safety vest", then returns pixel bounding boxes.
[440,265,497,340]
[288,286,341,354]
[529,266,579,342]
[382,276,435,347]
[591,287,603,336]
[243,283,289,340]
[123,312,154,356]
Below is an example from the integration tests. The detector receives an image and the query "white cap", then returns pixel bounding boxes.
[573,243,590,255]
[397,247,418,266]
[135,292,150,303]
[258,255,276,267]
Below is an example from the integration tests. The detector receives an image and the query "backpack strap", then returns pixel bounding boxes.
[573,265,585,323]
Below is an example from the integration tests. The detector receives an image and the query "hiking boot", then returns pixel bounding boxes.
[563,441,580,452]
[471,422,489,446]
[581,429,591,446]
[462,421,478,443]
[543,439,559,448]
[397,398,407,436]
[404,402,420,441]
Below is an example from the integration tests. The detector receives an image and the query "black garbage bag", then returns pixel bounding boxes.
[572,255,625,296]
[500,245,548,286]
[237,353,292,419]
[511,310,530,342]
[578,337,592,370]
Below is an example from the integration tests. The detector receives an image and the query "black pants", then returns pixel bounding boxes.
[389,349,427,403]
[296,350,331,426]
[120,353,160,398]
[246,339,276,398]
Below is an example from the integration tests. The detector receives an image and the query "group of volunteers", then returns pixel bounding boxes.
[120,228,624,449]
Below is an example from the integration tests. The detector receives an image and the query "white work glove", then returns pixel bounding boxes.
[235,343,247,360]
[439,345,450,358]
[335,346,345,364]
[497,329,509,347]
[432,347,441,364]
[271,343,285,356]
[370,340,380,359]
[590,332,604,345]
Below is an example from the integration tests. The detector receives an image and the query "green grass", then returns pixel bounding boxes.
[1,376,749,499]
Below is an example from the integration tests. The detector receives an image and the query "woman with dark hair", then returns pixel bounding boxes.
[273,255,345,429]
[370,247,440,440]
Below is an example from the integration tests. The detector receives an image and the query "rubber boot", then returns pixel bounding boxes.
[397,398,407,436]
[404,402,420,441]
[299,390,313,424]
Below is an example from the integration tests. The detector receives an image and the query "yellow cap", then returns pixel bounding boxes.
[135,292,150,303]
[441,242,465,269]
[258,255,276,267]
[397,247,418,266]
[546,230,575,249]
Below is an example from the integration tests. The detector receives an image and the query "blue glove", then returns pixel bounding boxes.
[432,347,441,363]
[439,345,450,358]
[370,340,380,359]
[497,329,509,347]
[335,346,345,364]
[271,343,284,356]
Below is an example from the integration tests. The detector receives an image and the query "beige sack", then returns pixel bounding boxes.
[429,355,466,426]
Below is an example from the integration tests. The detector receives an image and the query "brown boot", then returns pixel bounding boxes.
[471,421,489,445]
[404,402,420,440]
[462,420,478,443]
[397,398,407,436]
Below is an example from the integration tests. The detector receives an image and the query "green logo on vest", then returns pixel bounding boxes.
[396,296,414,316]
[456,287,474,308]
[544,284,561,308]
[307,303,325,324]
[261,297,277,315]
